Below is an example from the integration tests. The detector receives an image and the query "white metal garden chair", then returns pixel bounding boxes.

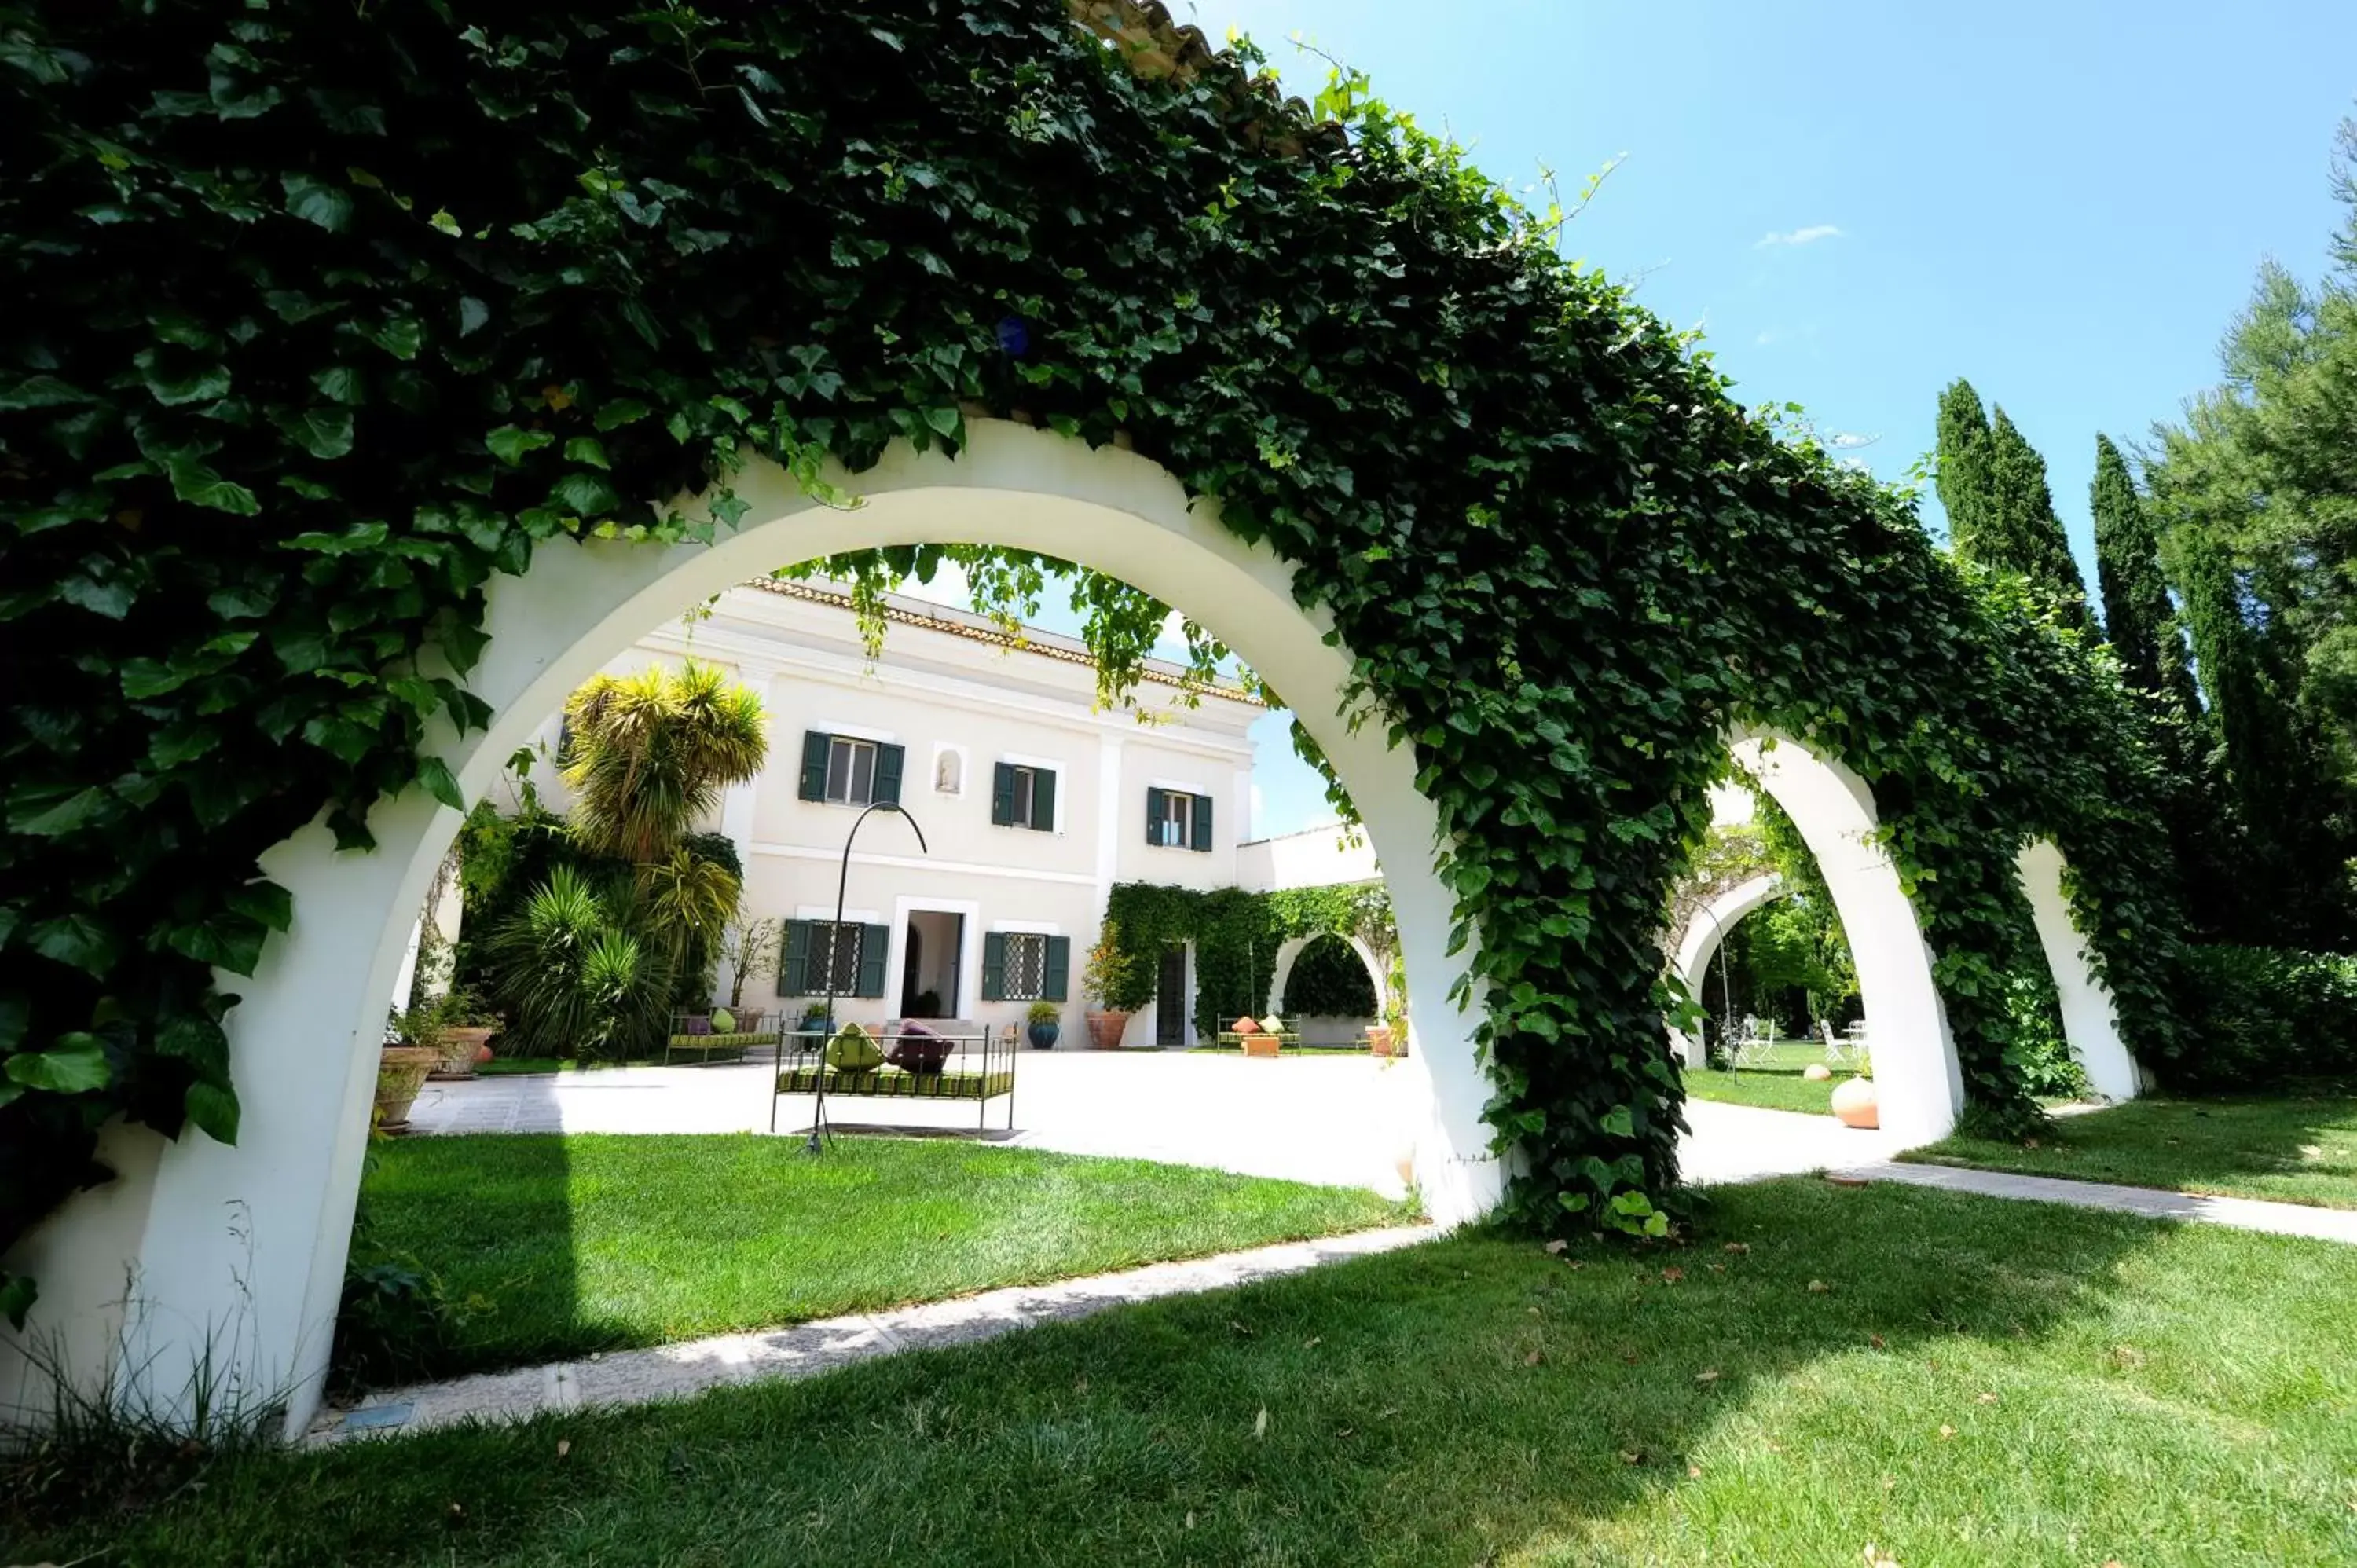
[1731,1015,1776,1069]
[1822,1018,1865,1066]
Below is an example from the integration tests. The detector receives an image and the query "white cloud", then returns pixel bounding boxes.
[1754,224,1842,248]
[1827,431,1878,449]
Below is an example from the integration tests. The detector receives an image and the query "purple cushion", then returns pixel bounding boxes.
[684,1015,713,1036]
[888,1024,951,1075]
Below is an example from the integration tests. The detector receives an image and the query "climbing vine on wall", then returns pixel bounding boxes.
[1,0,2187,1315]
[1100,881,1387,1040]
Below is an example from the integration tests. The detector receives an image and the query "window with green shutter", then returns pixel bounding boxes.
[801,731,906,807]
[981,932,1061,1001]
[1147,787,1208,850]
[775,919,881,995]
[993,761,1056,831]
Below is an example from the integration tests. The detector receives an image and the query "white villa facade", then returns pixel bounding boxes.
[507,578,1365,1046]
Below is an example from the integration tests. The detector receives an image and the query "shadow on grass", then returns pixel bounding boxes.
[1904,1087,2357,1210]
[35,1178,2357,1565]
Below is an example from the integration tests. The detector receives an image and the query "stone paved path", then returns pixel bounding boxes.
[310,1224,1431,1445]
[1836,1160,2357,1244]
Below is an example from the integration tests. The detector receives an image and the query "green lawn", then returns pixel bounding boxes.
[1679,1039,1853,1115]
[1904,1092,2357,1210]
[25,1179,2357,1565]
[472,1057,640,1076]
[347,1134,1412,1379]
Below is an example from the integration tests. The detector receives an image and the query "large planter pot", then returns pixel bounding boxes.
[1027,1020,1061,1050]
[1831,1075,1879,1129]
[431,1025,494,1080]
[1366,1024,1395,1057]
[376,1046,440,1130]
[1084,1010,1132,1050]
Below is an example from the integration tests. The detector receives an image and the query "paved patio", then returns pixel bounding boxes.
[405,1050,1913,1196]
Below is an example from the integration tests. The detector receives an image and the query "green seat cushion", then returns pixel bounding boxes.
[776,1065,1013,1101]
[667,1031,775,1052]
[825,1023,885,1071]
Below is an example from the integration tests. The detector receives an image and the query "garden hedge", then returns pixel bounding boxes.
[2165,946,2357,1090]
[1,0,2183,1313]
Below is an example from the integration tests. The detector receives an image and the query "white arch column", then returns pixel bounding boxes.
[4,421,1493,1435]
[1666,872,1782,1068]
[2014,838,2141,1101]
[1730,730,1964,1143]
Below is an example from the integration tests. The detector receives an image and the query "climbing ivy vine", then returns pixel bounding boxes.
[1,0,2185,1313]
[1101,881,1388,1040]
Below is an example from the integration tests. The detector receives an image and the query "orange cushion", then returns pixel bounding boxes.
[1232,1016,1260,1035]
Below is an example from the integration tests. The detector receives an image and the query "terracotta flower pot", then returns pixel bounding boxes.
[1831,1075,1879,1129]
[1367,1024,1395,1057]
[1241,1033,1282,1059]
[1085,1010,1131,1050]
[376,1046,440,1130]
[431,1025,494,1080]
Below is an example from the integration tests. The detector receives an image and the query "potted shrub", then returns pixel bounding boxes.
[431,988,501,1079]
[1026,1001,1061,1050]
[377,1002,442,1129]
[1082,922,1149,1050]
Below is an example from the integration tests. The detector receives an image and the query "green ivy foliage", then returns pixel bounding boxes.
[0,0,2187,1306]
[1102,881,1383,1040]
[1281,934,1380,1018]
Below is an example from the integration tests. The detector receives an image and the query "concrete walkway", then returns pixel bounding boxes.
[1837,1159,2357,1245]
[408,1053,1911,1197]
[310,1223,1431,1444]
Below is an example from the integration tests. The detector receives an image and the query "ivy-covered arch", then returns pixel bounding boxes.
[3,0,2183,1420]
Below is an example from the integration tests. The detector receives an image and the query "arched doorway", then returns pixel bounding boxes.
[19,422,1494,1434]
[1666,871,1783,1068]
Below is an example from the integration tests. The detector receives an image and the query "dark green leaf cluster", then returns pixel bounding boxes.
[0,0,2183,1287]
[1102,881,1381,1040]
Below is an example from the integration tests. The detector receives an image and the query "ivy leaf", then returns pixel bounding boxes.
[593,398,651,431]
[280,173,354,233]
[313,365,365,404]
[0,374,92,411]
[549,472,625,516]
[166,909,269,976]
[134,349,232,407]
[167,456,262,515]
[1600,1105,1636,1138]
[359,314,423,359]
[458,295,490,336]
[0,1273,34,1332]
[157,1013,230,1077]
[273,407,355,460]
[486,425,554,465]
[185,1080,241,1144]
[121,658,194,699]
[922,405,962,441]
[225,880,293,933]
[9,785,106,836]
[29,914,118,976]
[563,437,610,470]
[416,755,464,812]
[6,1035,112,1094]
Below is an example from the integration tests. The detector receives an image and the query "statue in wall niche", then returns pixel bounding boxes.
[936,750,962,793]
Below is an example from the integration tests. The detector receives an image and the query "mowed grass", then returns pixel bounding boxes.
[29,1179,2357,1566]
[350,1134,1413,1379]
[1906,1091,2357,1210]
[1680,1039,1852,1114]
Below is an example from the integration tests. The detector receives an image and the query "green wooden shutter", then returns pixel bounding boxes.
[1043,935,1071,1002]
[798,731,830,801]
[873,743,905,805]
[1191,790,1213,852]
[1031,767,1057,832]
[981,931,1007,1001]
[778,921,811,995]
[1145,786,1166,845]
[854,923,889,997]
[991,761,1017,826]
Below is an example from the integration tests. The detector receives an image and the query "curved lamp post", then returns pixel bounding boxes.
[807,800,928,1155]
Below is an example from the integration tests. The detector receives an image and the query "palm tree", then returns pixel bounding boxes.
[562,660,767,863]
[637,846,741,968]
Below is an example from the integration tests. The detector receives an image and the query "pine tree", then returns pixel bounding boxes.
[1977,409,2091,632]
[2089,434,2199,714]
[1933,379,1994,550]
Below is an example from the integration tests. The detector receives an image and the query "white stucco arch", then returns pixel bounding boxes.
[1665,872,1783,1068]
[2014,837,2141,1101]
[2,420,1499,1436]
[1264,931,1390,1020]
[1728,730,1965,1142]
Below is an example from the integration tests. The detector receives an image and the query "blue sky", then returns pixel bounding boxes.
[907,0,2357,839]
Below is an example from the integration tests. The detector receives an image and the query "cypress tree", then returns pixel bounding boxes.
[1934,379,1994,550]
[1978,408,2091,631]
[2090,434,2200,713]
